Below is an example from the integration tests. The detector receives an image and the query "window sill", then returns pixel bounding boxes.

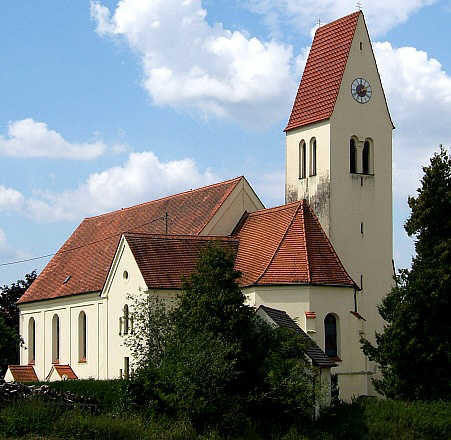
[329,356,342,362]
[28,361,35,365]
[78,358,87,364]
[52,360,60,365]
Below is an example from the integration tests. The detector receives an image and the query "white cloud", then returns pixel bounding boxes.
[0,185,24,211]
[91,0,297,127]
[374,42,451,198]
[245,0,436,37]
[0,228,27,262]
[24,151,218,222]
[0,119,106,160]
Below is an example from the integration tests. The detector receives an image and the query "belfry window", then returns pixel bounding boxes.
[310,138,317,176]
[299,141,306,179]
[324,313,338,358]
[52,314,60,364]
[78,311,87,362]
[28,317,35,364]
[350,138,357,173]
[363,140,370,174]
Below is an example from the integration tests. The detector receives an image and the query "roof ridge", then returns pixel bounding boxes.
[255,202,302,284]
[320,10,360,30]
[300,201,311,283]
[304,202,357,288]
[84,176,243,221]
[124,233,238,242]
[248,200,302,217]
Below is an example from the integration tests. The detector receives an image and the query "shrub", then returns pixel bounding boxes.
[44,379,125,411]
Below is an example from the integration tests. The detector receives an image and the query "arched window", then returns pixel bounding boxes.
[299,141,306,179]
[28,317,35,364]
[310,138,317,176]
[78,311,87,362]
[363,140,370,174]
[52,314,60,363]
[123,305,129,335]
[350,138,357,173]
[324,314,338,358]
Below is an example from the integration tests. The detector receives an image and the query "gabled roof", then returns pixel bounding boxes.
[233,200,356,288]
[7,365,38,382]
[47,364,78,380]
[125,233,239,290]
[19,177,243,303]
[285,11,360,131]
[257,305,337,368]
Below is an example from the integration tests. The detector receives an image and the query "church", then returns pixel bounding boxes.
[5,10,393,401]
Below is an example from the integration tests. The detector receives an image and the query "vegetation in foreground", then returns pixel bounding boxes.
[0,389,450,440]
[361,146,450,401]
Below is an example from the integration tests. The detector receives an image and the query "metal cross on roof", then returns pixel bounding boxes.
[356,2,362,10]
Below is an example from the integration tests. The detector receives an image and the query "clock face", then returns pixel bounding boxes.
[351,78,372,103]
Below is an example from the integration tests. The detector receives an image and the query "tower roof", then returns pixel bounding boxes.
[285,11,360,131]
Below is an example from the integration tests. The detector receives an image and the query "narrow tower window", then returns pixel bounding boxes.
[52,314,60,364]
[78,311,87,362]
[324,313,338,358]
[28,317,35,364]
[363,140,370,174]
[310,138,317,176]
[299,141,306,179]
[350,138,357,173]
[360,42,363,51]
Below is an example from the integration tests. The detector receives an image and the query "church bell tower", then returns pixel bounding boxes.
[285,11,394,395]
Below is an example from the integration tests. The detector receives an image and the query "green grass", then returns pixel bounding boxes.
[1,395,449,439]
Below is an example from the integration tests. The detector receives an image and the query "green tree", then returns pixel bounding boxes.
[0,314,22,377]
[362,146,451,400]
[127,244,315,431]
[0,271,37,331]
[0,271,36,375]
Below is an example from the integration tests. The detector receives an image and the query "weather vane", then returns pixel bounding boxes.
[356,2,362,10]
[317,18,321,27]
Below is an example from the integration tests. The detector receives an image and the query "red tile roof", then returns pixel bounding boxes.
[54,364,78,380]
[234,201,356,288]
[126,234,239,289]
[7,365,38,382]
[285,12,360,131]
[19,177,243,303]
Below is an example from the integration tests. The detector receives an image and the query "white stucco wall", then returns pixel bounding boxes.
[244,284,369,400]
[18,292,104,381]
[201,177,264,236]
[285,121,331,235]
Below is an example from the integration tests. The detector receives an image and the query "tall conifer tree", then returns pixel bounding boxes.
[362,146,451,400]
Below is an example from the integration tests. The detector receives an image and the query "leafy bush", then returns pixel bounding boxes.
[44,379,125,411]
[126,244,315,432]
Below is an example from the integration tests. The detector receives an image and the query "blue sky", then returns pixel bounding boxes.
[1,0,450,286]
